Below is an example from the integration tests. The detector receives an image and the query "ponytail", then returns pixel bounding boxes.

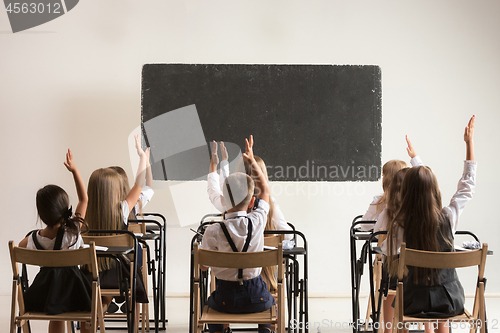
[61,206,89,247]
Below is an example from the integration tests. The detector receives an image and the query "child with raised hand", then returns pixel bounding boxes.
[208,141,293,239]
[208,141,293,295]
[109,152,154,221]
[207,140,228,212]
[106,139,154,313]
[202,135,274,333]
[370,167,410,332]
[83,135,150,327]
[19,149,90,333]
[359,136,423,230]
[387,115,476,333]
[86,135,150,230]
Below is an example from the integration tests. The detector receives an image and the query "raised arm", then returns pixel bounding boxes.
[444,115,477,233]
[242,135,270,204]
[220,141,228,162]
[406,135,423,166]
[63,149,88,218]
[145,147,153,188]
[465,115,475,161]
[219,141,230,188]
[209,140,219,174]
[125,135,150,213]
[405,135,417,158]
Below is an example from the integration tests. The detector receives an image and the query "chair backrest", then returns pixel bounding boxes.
[264,234,284,248]
[128,222,147,234]
[82,233,134,248]
[194,243,283,282]
[397,242,488,281]
[9,241,99,280]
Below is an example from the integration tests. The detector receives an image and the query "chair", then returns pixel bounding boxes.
[9,241,105,333]
[264,234,285,248]
[365,230,386,330]
[193,243,285,333]
[393,242,488,333]
[263,234,285,293]
[82,231,139,333]
[206,234,285,296]
[128,222,150,333]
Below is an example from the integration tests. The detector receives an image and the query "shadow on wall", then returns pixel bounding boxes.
[58,92,180,226]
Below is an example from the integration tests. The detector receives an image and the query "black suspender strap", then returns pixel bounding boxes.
[219,223,238,253]
[31,230,44,250]
[53,227,65,251]
[242,221,253,253]
[219,218,253,284]
[225,183,236,208]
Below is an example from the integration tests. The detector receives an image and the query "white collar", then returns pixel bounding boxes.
[224,211,248,219]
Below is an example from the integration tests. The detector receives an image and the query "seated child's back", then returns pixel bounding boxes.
[201,136,274,333]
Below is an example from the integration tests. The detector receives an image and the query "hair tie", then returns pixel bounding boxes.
[64,206,73,220]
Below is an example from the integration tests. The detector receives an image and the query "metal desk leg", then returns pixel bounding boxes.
[350,233,359,333]
[189,239,195,333]
[293,259,299,333]
[303,245,309,333]
[159,225,167,329]
[285,257,294,333]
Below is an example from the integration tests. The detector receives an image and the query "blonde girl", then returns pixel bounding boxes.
[109,151,153,221]
[82,135,150,332]
[359,136,423,230]
[371,167,409,332]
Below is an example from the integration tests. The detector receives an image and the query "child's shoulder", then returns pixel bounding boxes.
[370,194,383,204]
[204,221,223,235]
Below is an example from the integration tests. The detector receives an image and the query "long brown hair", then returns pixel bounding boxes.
[384,168,408,276]
[374,160,408,213]
[86,168,124,270]
[387,166,452,284]
[36,184,88,247]
[109,166,141,219]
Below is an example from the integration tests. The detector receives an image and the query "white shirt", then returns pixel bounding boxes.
[381,160,477,255]
[207,160,293,239]
[201,199,269,281]
[358,156,424,231]
[121,185,155,225]
[27,230,84,250]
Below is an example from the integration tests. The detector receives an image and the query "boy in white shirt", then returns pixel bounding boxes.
[201,135,273,333]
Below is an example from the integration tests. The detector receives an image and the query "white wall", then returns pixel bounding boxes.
[1,1,499,299]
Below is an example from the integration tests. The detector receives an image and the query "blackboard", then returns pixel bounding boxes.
[141,64,381,182]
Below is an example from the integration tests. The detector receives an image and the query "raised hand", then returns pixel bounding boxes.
[135,134,146,157]
[220,141,228,161]
[242,135,254,162]
[405,135,417,158]
[464,115,475,162]
[63,148,77,173]
[211,141,219,166]
[464,115,475,144]
[145,146,151,165]
[63,148,88,218]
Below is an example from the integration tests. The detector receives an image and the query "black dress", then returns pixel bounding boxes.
[23,228,93,315]
[403,216,465,318]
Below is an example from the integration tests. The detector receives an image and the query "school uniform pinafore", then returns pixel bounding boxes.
[403,217,465,318]
[23,228,93,315]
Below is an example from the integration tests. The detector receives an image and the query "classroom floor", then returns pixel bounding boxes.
[1,296,498,332]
